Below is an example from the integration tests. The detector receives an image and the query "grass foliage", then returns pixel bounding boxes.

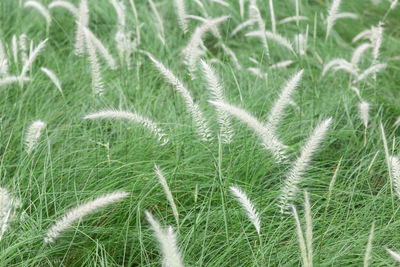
[0,0,400,265]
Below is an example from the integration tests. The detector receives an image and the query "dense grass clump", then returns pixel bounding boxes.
[0,0,400,266]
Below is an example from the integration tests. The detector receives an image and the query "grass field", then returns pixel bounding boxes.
[1,0,400,266]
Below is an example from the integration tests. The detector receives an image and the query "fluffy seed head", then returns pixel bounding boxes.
[359,101,369,128]
[210,101,287,161]
[230,185,261,235]
[44,191,128,243]
[145,211,184,267]
[279,118,332,213]
[84,109,169,145]
[25,120,46,154]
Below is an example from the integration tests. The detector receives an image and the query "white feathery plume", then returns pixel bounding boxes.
[109,0,128,66]
[248,57,259,64]
[325,0,341,40]
[186,15,208,23]
[295,0,300,27]
[109,0,126,28]
[0,76,30,87]
[83,28,104,96]
[359,101,369,145]
[390,156,400,199]
[239,0,245,19]
[334,12,358,20]
[24,1,52,33]
[230,185,261,235]
[173,0,188,33]
[44,191,128,243]
[164,226,184,267]
[249,4,269,57]
[353,63,386,83]
[278,16,309,25]
[48,1,79,16]
[187,17,221,40]
[294,33,307,56]
[29,40,34,60]
[218,43,242,70]
[270,60,294,69]
[11,35,18,66]
[145,52,212,141]
[19,34,28,66]
[193,0,206,15]
[25,120,46,154]
[247,67,264,78]
[279,118,332,213]
[148,0,165,45]
[363,221,375,267]
[332,63,359,77]
[304,191,313,267]
[192,2,222,39]
[200,60,234,144]
[321,59,357,77]
[210,0,230,6]
[359,101,369,129]
[295,0,300,26]
[145,211,184,267]
[231,19,256,37]
[351,43,373,66]
[264,31,295,54]
[0,187,20,241]
[84,109,169,145]
[390,0,398,9]
[371,22,383,63]
[325,157,342,212]
[75,0,89,56]
[41,67,63,95]
[19,38,48,78]
[182,16,229,78]
[351,86,363,101]
[292,205,309,267]
[267,70,304,133]
[209,101,287,160]
[352,29,372,43]
[0,40,8,76]
[387,248,400,262]
[154,164,179,225]
[84,27,117,69]
[269,0,276,33]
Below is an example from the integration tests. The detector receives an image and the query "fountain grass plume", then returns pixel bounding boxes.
[41,67,63,96]
[230,185,261,236]
[145,52,212,141]
[154,164,179,225]
[25,120,46,154]
[200,60,234,144]
[24,1,52,33]
[267,70,304,133]
[279,118,332,213]
[44,191,128,243]
[48,1,79,16]
[145,211,184,267]
[209,100,287,161]
[83,109,169,145]
[75,0,89,56]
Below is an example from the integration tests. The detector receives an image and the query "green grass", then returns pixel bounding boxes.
[1,0,400,265]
